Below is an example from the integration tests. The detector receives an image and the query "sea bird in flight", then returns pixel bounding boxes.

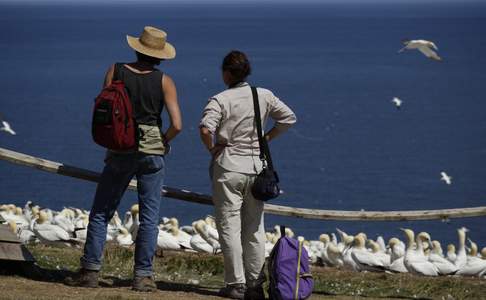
[398,39,442,61]
[440,171,452,185]
[392,97,402,109]
[0,120,16,135]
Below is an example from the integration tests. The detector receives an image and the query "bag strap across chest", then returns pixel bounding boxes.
[251,86,275,171]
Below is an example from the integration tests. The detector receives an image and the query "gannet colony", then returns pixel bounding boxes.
[2,201,486,278]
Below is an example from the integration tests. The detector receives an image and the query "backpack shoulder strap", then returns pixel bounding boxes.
[113,63,123,81]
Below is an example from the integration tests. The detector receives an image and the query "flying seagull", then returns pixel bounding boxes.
[0,120,16,135]
[440,171,452,185]
[392,97,402,109]
[398,39,442,61]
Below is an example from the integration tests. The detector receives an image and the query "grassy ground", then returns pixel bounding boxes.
[0,243,484,299]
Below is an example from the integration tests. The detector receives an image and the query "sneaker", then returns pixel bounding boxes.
[64,268,99,288]
[218,283,246,299]
[244,285,265,300]
[132,276,157,292]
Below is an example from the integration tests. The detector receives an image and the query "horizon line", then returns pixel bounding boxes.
[1,0,485,4]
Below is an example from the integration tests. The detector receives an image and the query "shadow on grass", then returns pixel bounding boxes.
[156,280,219,296]
[0,260,219,297]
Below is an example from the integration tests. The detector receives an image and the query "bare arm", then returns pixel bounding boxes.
[265,127,281,142]
[199,126,214,152]
[199,126,225,158]
[162,74,182,143]
[103,64,115,88]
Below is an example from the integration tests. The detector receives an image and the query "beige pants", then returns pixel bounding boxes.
[212,163,265,286]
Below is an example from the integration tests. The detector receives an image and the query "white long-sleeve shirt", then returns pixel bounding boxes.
[200,82,296,174]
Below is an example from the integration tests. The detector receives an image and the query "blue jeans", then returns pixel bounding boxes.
[81,152,165,277]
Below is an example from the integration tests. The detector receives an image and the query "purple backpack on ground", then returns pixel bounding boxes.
[268,225,314,300]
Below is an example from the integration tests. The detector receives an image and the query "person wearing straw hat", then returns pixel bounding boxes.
[66,26,182,292]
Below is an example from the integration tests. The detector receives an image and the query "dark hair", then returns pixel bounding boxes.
[222,50,251,83]
[135,51,162,65]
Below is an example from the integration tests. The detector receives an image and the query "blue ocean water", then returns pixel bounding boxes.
[1,2,485,246]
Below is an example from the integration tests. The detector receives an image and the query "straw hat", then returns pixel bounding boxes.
[126,26,176,59]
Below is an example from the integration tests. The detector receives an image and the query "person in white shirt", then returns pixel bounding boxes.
[200,50,296,299]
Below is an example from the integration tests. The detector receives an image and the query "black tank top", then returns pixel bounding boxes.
[114,63,164,127]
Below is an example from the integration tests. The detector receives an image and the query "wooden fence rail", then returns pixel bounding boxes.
[1,147,486,221]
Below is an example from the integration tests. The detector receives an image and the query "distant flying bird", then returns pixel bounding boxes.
[392,97,402,109]
[440,171,452,185]
[398,39,442,61]
[0,120,16,135]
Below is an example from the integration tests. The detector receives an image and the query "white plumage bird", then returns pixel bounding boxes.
[392,97,402,109]
[350,235,386,272]
[194,219,220,253]
[428,240,458,275]
[32,211,77,246]
[402,229,439,276]
[398,39,442,61]
[457,239,486,277]
[446,244,457,263]
[157,226,181,251]
[0,120,16,135]
[440,171,452,185]
[116,227,133,247]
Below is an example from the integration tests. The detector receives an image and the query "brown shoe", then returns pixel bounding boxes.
[132,276,157,292]
[64,268,99,288]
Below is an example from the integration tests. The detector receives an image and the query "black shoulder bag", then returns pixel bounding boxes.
[250,86,280,201]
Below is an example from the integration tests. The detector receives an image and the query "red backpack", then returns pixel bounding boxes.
[91,80,136,150]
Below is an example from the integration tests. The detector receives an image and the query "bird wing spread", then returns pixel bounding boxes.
[418,46,441,60]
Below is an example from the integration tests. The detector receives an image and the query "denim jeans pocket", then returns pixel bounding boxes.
[139,155,165,174]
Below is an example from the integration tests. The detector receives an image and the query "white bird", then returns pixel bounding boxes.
[264,232,276,258]
[326,242,344,268]
[401,229,439,276]
[169,226,193,250]
[389,256,408,273]
[428,240,458,275]
[454,227,468,269]
[335,228,351,253]
[53,211,75,234]
[32,211,77,246]
[116,227,133,247]
[446,244,457,263]
[350,235,386,272]
[1,206,29,228]
[194,220,220,253]
[106,213,122,240]
[341,235,359,271]
[457,239,486,277]
[318,234,331,266]
[440,171,452,185]
[388,237,405,263]
[398,39,442,61]
[392,97,402,109]
[0,120,16,135]
[8,221,36,244]
[367,240,390,269]
[159,217,178,231]
[376,236,387,252]
[157,226,181,251]
[189,233,214,254]
[126,204,140,240]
